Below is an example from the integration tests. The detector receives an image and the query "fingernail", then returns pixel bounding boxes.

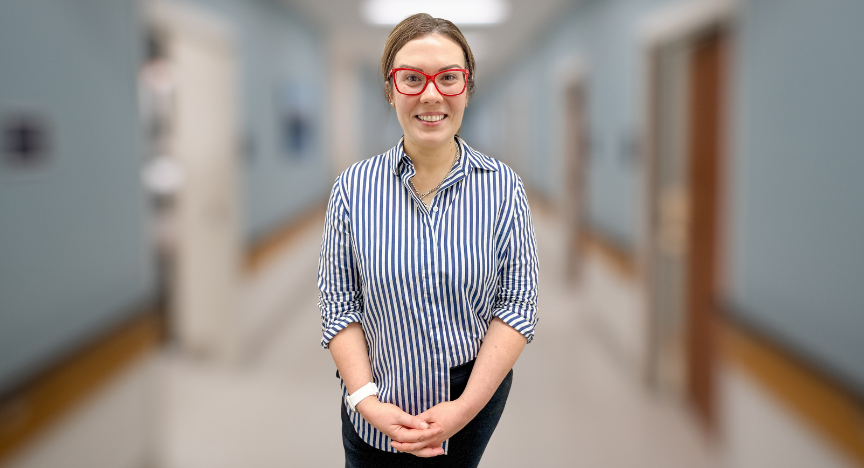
[421,422,429,429]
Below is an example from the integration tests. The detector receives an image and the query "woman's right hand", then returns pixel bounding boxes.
[356,397,444,446]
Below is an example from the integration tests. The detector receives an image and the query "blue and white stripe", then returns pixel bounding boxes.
[318,136,538,453]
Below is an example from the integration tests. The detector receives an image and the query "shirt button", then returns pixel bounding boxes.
[432,206,439,212]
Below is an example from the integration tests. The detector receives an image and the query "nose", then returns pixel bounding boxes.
[420,79,443,103]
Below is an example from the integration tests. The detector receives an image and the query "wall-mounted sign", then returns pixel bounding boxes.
[3,112,51,170]
[276,81,316,160]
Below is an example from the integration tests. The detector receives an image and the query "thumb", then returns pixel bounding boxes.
[417,411,435,423]
[397,413,429,430]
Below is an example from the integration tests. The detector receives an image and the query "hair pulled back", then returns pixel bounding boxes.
[381,13,476,102]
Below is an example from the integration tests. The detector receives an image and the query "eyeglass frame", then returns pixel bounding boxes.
[388,68,471,96]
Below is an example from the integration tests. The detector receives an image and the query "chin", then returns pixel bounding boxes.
[410,132,455,148]
[412,123,460,141]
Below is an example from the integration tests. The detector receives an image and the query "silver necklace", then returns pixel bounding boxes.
[409,144,461,200]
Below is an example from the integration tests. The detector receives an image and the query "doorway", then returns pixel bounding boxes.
[145,3,242,363]
[643,6,732,431]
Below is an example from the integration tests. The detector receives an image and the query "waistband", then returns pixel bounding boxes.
[336,359,477,382]
[450,359,476,381]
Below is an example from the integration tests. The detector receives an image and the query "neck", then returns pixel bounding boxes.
[403,137,458,174]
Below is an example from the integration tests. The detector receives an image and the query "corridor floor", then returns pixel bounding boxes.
[155,208,720,468]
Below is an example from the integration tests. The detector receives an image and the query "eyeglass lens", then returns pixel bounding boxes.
[394,70,466,95]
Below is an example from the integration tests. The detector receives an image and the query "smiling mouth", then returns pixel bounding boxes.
[417,114,446,122]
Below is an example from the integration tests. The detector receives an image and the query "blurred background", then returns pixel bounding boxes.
[1,0,863,467]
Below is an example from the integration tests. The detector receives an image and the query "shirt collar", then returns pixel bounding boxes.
[389,136,499,176]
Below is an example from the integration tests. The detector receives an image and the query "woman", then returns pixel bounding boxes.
[318,13,538,467]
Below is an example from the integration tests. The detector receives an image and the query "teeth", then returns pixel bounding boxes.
[418,115,445,122]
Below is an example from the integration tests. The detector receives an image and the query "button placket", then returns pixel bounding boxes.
[399,162,430,215]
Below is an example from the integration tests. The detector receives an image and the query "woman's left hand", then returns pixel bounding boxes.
[389,400,475,457]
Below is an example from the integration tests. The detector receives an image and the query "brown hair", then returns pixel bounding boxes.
[381,13,476,102]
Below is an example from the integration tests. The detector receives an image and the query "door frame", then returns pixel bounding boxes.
[552,58,589,280]
[638,0,737,431]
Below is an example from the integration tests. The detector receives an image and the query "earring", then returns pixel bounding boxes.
[390,102,394,107]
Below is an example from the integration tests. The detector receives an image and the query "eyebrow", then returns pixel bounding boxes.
[397,64,465,72]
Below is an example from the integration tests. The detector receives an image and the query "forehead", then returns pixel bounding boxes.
[393,34,465,70]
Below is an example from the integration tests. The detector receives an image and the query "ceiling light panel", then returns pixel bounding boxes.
[362,0,510,26]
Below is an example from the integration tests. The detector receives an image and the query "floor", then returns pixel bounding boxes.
[154,209,720,468]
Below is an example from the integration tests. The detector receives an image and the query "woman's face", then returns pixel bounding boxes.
[389,34,468,152]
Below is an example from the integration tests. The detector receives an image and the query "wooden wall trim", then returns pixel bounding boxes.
[523,188,638,280]
[0,310,161,464]
[722,320,864,466]
[581,229,639,279]
[524,189,557,217]
[244,201,327,274]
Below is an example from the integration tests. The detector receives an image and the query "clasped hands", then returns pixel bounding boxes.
[355,397,474,458]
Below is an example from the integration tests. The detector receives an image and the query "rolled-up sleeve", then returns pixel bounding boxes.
[318,177,363,349]
[491,177,539,343]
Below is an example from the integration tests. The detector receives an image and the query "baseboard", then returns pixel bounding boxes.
[581,229,639,279]
[0,309,162,464]
[722,318,864,466]
[244,200,327,274]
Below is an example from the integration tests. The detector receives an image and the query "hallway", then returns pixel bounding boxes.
[4,1,864,466]
[155,206,718,468]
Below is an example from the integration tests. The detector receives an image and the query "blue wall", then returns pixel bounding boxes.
[728,0,864,393]
[0,0,155,392]
[358,64,404,158]
[0,0,331,394]
[464,0,681,249]
[464,0,864,394]
[176,0,331,241]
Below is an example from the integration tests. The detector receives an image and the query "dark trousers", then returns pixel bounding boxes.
[341,361,513,468]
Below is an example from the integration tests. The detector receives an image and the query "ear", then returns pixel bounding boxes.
[385,82,394,107]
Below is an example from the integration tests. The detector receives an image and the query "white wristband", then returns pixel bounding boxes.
[346,382,379,412]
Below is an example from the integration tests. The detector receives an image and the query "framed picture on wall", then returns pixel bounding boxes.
[276,81,316,160]
[1,109,54,181]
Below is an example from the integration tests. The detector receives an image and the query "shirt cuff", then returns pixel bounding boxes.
[321,312,363,349]
[492,308,536,344]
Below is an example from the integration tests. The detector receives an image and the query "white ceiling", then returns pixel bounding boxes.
[282,0,578,89]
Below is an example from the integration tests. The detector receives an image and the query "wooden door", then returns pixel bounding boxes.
[645,25,729,431]
[684,27,728,430]
[563,81,588,280]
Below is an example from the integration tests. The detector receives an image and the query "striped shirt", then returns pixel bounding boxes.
[318,136,538,453]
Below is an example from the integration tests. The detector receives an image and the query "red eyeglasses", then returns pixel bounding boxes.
[389,68,470,96]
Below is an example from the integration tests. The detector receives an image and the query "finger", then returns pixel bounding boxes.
[390,427,444,444]
[396,412,430,430]
[390,440,431,452]
[391,434,445,450]
[391,440,444,456]
[413,444,445,458]
[390,426,441,444]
